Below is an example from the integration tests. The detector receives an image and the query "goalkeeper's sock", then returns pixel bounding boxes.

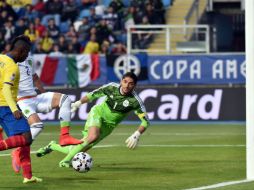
[19,146,32,179]
[61,140,89,162]
[51,143,73,154]
[0,127,3,140]
[0,135,27,150]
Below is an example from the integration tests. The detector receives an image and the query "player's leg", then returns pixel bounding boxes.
[12,114,44,173]
[19,145,42,183]
[0,108,42,182]
[13,99,44,173]
[0,107,32,150]
[59,126,100,167]
[40,92,82,145]
[0,126,3,140]
[59,105,103,167]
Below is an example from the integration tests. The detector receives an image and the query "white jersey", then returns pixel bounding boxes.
[18,56,37,98]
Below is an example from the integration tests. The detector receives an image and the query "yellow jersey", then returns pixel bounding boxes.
[0,54,20,107]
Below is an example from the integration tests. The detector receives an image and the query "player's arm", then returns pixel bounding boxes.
[33,73,46,93]
[125,106,150,149]
[71,84,109,112]
[2,67,22,119]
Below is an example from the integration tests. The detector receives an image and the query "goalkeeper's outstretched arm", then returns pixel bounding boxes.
[125,113,150,149]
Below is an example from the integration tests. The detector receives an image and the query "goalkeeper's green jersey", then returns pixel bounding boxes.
[86,82,149,127]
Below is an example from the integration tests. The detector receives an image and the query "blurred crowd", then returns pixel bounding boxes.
[0,0,166,55]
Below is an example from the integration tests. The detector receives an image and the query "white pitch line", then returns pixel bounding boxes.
[38,132,245,136]
[183,179,253,190]
[0,144,245,157]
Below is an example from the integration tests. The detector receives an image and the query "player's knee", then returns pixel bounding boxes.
[59,94,71,108]
[23,132,33,145]
[87,134,99,144]
[59,94,71,121]
[30,123,44,140]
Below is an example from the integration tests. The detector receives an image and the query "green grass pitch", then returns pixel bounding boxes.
[1,123,254,190]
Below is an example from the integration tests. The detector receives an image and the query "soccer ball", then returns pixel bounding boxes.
[72,152,93,173]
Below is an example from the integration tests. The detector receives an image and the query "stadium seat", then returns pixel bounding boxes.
[79,9,90,19]
[123,0,130,7]
[102,0,112,7]
[59,22,70,33]
[162,0,171,7]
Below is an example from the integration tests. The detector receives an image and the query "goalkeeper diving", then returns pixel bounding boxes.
[36,72,150,167]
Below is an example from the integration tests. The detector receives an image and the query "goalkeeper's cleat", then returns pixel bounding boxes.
[23,176,42,184]
[59,134,82,146]
[36,141,55,157]
[59,160,71,168]
[11,149,21,173]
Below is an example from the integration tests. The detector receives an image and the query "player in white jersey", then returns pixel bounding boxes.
[9,55,82,173]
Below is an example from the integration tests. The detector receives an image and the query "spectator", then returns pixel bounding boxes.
[50,43,63,56]
[89,6,101,26]
[24,22,39,43]
[47,18,60,40]
[130,0,146,12]
[0,32,5,53]
[83,34,99,54]
[137,16,153,49]
[57,35,68,53]
[111,42,126,54]
[15,18,27,36]
[100,40,110,54]
[65,25,78,40]
[33,0,45,14]
[81,0,97,9]
[103,6,118,30]
[62,0,78,23]
[42,0,63,26]
[33,43,45,54]
[40,30,54,53]
[34,17,46,38]
[152,0,166,24]
[71,36,81,53]
[3,21,16,42]
[0,11,9,28]
[22,4,38,21]
[0,0,18,21]
[96,19,115,45]
[2,42,11,54]
[145,2,157,24]
[109,0,124,14]
[78,17,90,41]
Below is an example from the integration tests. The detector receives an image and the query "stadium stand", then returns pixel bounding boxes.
[0,0,168,55]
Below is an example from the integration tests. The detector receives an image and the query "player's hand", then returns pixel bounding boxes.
[71,100,82,113]
[125,130,141,149]
[13,110,23,119]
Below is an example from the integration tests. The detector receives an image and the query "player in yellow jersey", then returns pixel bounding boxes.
[0,35,42,183]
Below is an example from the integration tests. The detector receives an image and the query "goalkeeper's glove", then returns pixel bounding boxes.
[71,100,82,113]
[125,130,141,149]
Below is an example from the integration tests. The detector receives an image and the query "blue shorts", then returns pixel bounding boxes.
[0,107,30,137]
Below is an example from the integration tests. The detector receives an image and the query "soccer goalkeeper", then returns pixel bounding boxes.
[36,72,150,168]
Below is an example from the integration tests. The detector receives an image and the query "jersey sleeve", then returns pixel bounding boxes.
[2,64,19,112]
[3,64,19,86]
[86,83,112,102]
[28,57,36,75]
[134,100,150,128]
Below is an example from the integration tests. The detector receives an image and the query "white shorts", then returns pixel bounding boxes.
[17,92,55,119]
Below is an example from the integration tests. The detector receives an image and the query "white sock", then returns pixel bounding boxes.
[30,123,44,140]
[59,95,71,122]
